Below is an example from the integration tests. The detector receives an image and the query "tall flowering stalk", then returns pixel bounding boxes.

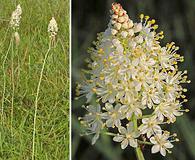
[10,4,22,45]
[77,3,190,159]
[32,17,58,160]
[1,4,22,132]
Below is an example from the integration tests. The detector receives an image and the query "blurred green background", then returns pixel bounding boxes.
[72,0,195,159]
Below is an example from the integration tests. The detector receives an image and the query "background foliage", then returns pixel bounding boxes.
[72,0,195,159]
[0,0,69,159]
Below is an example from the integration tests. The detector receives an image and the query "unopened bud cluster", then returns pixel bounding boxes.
[77,3,190,157]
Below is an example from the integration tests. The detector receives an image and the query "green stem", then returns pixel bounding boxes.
[132,114,145,160]
[1,38,12,124]
[11,36,14,137]
[138,140,152,145]
[32,42,51,160]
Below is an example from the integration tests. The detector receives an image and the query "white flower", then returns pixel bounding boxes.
[150,132,174,156]
[78,3,190,155]
[102,103,124,128]
[10,4,22,30]
[112,39,120,46]
[113,123,139,149]
[48,17,58,38]
[139,116,162,138]
[134,23,142,33]
[141,84,161,109]
[80,104,103,133]
[154,101,183,123]
[119,100,145,119]
[135,35,143,44]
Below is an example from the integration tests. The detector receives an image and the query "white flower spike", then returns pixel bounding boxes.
[10,4,22,30]
[77,2,190,158]
[48,17,58,40]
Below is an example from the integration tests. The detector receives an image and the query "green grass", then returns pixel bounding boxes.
[0,0,69,159]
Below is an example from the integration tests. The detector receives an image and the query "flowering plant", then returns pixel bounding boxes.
[77,3,190,159]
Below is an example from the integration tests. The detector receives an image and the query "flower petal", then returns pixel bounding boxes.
[92,133,99,145]
[113,135,124,142]
[106,119,113,127]
[119,126,127,134]
[164,142,173,149]
[151,144,160,153]
[150,136,157,144]
[121,139,128,149]
[160,147,166,156]
[129,139,137,148]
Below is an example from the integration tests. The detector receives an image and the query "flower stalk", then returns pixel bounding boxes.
[32,42,51,160]
[133,114,145,160]
[32,17,58,160]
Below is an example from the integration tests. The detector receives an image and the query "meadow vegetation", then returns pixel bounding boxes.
[0,0,69,159]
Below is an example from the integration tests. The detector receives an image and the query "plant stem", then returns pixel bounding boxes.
[135,146,145,160]
[11,36,14,137]
[32,42,51,160]
[138,140,152,145]
[132,114,145,160]
[1,38,12,124]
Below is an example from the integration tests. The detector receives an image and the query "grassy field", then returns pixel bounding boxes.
[0,0,69,159]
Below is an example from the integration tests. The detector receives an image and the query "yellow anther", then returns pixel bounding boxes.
[109,90,112,94]
[92,88,97,92]
[173,133,177,137]
[78,117,82,121]
[159,31,164,35]
[140,14,144,19]
[168,150,172,154]
[153,25,158,30]
[151,19,156,24]
[185,109,190,112]
[174,54,180,58]
[181,95,186,98]
[160,35,164,39]
[98,48,104,54]
[100,76,104,80]
[87,80,93,83]
[180,58,184,62]
[183,88,187,92]
[187,80,191,83]
[145,15,150,20]
[175,46,179,50]
[108,56,113,60]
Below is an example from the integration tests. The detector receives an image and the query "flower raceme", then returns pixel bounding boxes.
[10,4,22,45]
[48,17,58,43]
[77,3,190,157]
[10,4,22,31]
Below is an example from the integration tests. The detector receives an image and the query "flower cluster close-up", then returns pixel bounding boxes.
[77,2,190,158]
